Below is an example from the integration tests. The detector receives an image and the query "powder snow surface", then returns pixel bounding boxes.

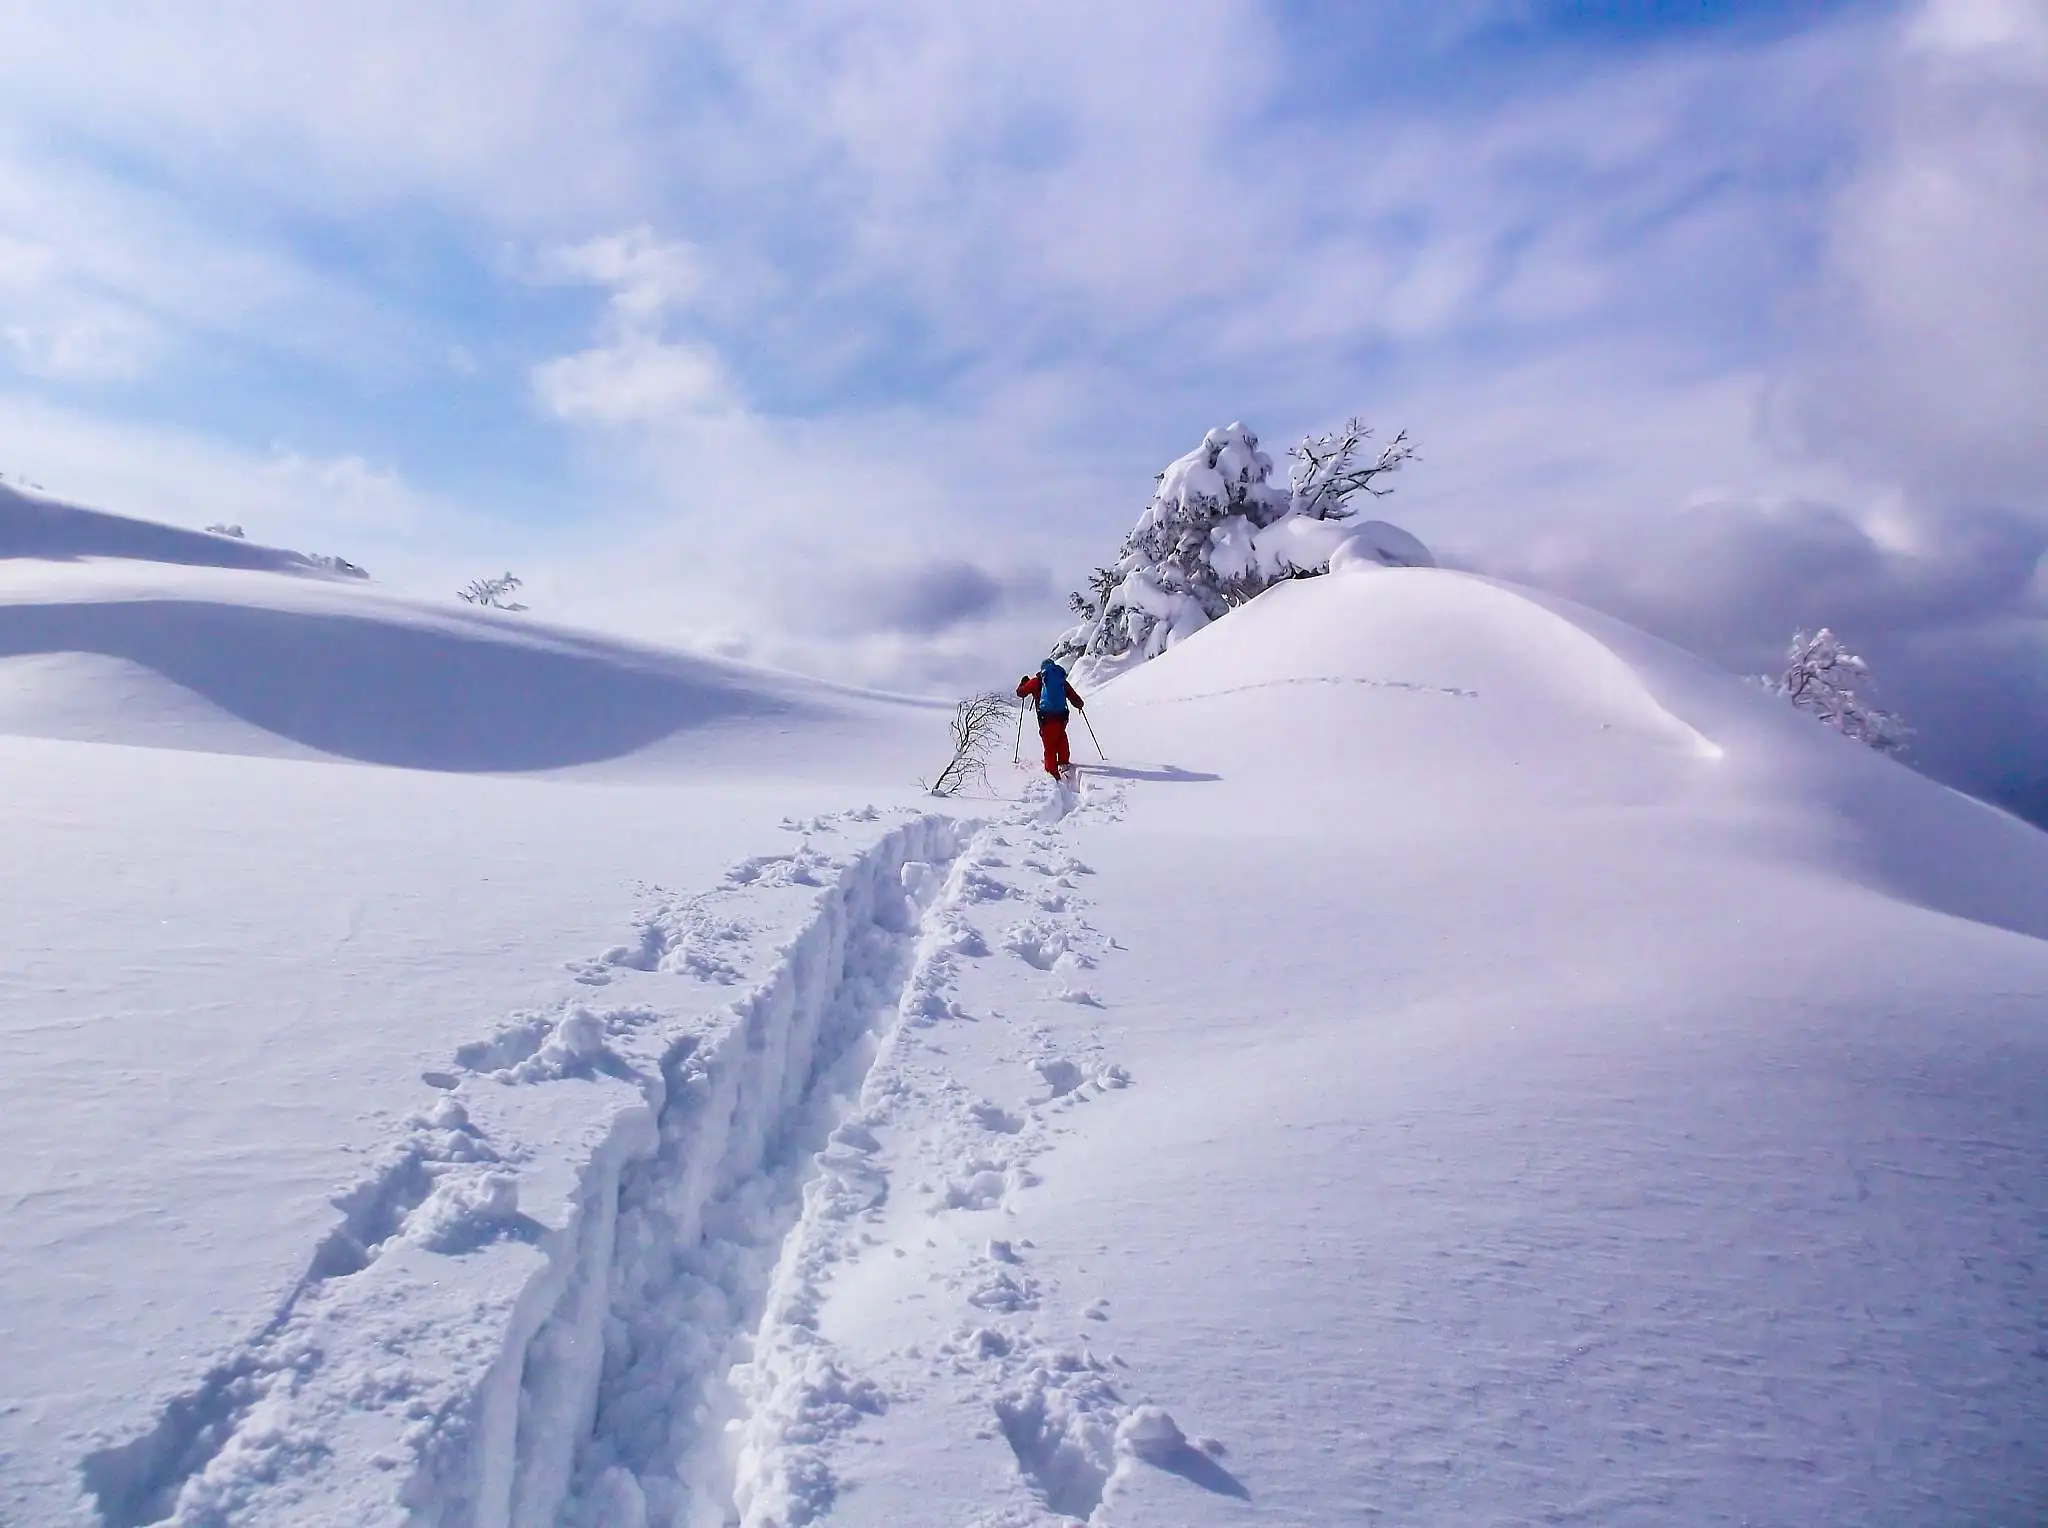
[1,543,2042,1527]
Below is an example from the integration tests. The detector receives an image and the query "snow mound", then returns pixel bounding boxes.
[0,482,359,577]
[1100,561,1719,763]
[1329,517,1434,569]
[1094,565,2048,942]
[0,560,936,775]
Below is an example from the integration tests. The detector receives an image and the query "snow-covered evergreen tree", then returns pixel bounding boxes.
[1768,628,1909,754]
[1055,419,1424,677]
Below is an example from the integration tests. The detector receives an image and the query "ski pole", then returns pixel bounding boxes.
[1013,699,1026,763]
[1079,707,1106,760]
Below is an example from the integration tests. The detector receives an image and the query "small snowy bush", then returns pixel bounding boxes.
[307,553,369,578]
[925,691,1013,797]
[1767,628,1909,754]
[459,572,528,611]
[1054,418,1422,677]
[204,522,246,538]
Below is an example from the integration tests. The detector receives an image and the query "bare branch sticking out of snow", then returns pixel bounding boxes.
[458,572,528,611]
[924,690,1013,797]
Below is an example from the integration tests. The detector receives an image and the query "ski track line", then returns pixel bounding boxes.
[1132,674,1476,704]
[77,805,971,1528]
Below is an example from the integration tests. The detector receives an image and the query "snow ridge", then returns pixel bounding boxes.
[78,809,970,1528]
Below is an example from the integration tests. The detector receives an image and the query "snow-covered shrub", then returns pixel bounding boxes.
[307,553,369,578]
[1289,417,1416,522]
[459,572,527,611]
[204,522,246,538]
[1054,418,1423,677]
[925,690,1013,797]
[1767,628,1909,754]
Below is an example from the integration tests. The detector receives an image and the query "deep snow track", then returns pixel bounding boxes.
[80,809,974,1528]
[700,772,1187,1528]
[553,771,1161,1528]
[550,816,987,1527]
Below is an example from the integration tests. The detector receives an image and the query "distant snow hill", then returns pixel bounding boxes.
[0,485,935,774]
[0,482,355,577]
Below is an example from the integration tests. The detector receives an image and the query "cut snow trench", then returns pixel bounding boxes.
[544,816,987,1528]
[80,811,976,1528]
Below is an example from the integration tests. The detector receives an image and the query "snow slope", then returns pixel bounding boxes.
[3,532,2044,1527]
[0,566,936,776]
[679,568,2046,1528]
[0,525,956,1527]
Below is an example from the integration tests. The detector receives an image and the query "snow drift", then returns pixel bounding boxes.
[0,560,937,775]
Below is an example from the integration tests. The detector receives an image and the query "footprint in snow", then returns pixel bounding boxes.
[1033,1058,1130,1098]
[968,1101,1025,1134]
[943,1166,1011,1211]
[1034,1058,1087,1098]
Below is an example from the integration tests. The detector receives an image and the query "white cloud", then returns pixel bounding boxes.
[4,309,159,383]
[1781,0,2048,505]
[532,337,731,424]
[1908,0,2048,63]
[529,228,731,424]
[538,229,706,325]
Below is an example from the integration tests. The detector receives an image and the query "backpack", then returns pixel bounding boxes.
[1037,660,1070,716]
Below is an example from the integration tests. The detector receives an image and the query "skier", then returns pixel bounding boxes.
[1017,658,1085,780]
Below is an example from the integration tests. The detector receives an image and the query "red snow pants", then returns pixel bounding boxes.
[1037,713,1071,777]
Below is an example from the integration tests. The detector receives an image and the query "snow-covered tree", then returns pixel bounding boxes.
[1054,419,1424,677]
[1768,628,1909,754]
[459,572,527,611]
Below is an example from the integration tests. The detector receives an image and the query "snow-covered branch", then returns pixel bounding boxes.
[1288,420,1416,521]
[1766,628,1909,754]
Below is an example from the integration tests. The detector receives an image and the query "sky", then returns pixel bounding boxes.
[0,0,2044,818]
